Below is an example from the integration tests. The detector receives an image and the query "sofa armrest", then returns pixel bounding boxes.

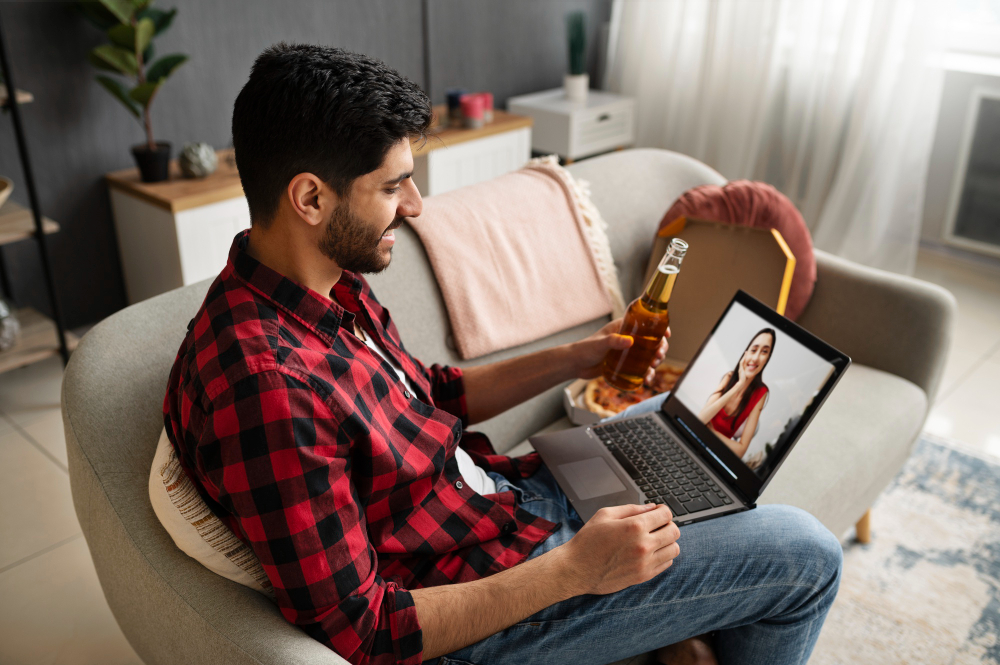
[795,250,957,403]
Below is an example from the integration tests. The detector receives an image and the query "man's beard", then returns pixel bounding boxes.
[317,199,402,275]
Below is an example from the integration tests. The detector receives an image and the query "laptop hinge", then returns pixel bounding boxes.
[682,427,756,507]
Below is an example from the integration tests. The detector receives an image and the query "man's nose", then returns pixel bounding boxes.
[400,179,423,219]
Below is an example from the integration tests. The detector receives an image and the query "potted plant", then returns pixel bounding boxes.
[565,11,588,104]
[79,0,187,182]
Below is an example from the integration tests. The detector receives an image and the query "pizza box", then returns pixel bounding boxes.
[564,217,794,425]
[563,360,687,426]
[564,379,603,425]
[643,216,794,364]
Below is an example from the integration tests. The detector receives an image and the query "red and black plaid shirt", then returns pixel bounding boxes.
[163,231,559,665]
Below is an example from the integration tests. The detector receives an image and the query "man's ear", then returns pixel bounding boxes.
[286,173,338,228]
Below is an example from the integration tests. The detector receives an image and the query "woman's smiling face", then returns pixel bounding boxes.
[741,332,774,378]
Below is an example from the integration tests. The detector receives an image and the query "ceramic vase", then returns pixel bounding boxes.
[564,73,589,104]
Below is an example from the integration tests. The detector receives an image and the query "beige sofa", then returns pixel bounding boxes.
[63,148,956,665]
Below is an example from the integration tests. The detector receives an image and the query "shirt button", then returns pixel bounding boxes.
[403,389,411,399]
[455,480,464,490]
[502,523,515,534]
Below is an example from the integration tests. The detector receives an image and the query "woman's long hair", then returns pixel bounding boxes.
[717,328,776,423]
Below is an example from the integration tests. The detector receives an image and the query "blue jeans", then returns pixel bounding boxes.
[428,393,843,665]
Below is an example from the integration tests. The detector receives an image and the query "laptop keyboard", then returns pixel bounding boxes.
[591,418,734,517]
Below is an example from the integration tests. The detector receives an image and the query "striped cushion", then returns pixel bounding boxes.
[148,428,273,597]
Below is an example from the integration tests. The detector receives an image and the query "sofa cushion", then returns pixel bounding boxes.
[659,180,817,320]
[148,428,272,597]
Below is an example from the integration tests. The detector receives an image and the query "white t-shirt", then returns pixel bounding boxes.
[359,329,497,495]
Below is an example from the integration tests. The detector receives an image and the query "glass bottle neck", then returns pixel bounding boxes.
[641,263,679,309]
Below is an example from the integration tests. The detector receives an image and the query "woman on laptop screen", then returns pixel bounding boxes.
[697,328,775,465]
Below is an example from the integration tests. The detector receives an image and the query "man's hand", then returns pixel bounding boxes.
[573,319,670,384]
[461,320,668,425]
[413,503,679,659]
[556,503,680,596]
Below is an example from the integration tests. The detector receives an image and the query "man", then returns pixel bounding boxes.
[164,43,842,665]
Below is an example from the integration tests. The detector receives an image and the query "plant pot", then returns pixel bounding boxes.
[564,73,589,104]
[131,142,172,183]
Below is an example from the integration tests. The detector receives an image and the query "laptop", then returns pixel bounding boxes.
[530,290,851,526]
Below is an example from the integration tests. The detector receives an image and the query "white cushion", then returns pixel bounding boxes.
[148,428,272,597]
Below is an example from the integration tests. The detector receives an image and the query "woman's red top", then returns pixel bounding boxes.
[710,385,768,438]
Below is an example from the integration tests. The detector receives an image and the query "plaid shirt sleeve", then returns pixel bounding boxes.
[198,368,422,665]
[413,359,470,427]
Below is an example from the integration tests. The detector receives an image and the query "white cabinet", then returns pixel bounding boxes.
[411,107,533,197]
[174,197,251,285]
[107,151,249,304]
[507,88,635,163]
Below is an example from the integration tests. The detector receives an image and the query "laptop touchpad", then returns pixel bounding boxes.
[558,457,627,500]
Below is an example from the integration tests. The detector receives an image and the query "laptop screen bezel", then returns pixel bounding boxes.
[660,290,851,504]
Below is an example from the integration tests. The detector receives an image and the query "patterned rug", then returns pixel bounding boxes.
[811,436,1000,664]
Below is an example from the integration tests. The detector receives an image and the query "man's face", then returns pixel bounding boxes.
[318,139,422,274]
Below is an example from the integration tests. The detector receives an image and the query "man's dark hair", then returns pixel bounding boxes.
[232,43,432,227]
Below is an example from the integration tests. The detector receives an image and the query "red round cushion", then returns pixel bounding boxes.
[659,180,816,320]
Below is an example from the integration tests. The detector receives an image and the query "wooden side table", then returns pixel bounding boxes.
[507,89,635,164]
[414,105,532,196]
[106,150,249,305]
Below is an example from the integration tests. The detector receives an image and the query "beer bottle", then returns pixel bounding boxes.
[602,238,688,391]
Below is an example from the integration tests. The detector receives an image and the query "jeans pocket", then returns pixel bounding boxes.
[490,473,539,503]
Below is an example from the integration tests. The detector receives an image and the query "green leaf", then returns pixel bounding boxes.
[134,17,154,55]
[146,54,187,84]
[129,80,160,107]
[96,74,141,117]
[107,17,153,54]
[142,42,155,66]
[96,0,135,24]
[89,44,138,76]
[88,50,123,74]
[107,23,131,49]
[137,7,176,35]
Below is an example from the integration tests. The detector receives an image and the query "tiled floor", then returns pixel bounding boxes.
[0,355,142,664]
[0,246,998,664]
[915,246,1000,458]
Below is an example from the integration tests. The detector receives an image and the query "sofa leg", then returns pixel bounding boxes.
[855,508,872,544]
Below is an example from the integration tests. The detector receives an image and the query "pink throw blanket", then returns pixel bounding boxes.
[407,162,616,360]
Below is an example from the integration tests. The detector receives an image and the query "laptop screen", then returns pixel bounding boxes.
[662,291,850,503]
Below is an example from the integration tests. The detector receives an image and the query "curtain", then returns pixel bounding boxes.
[604,0,947,274]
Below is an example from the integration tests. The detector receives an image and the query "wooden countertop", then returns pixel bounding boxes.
[412,105,533,157]
[105,148,244,214]
[106,107,531,212]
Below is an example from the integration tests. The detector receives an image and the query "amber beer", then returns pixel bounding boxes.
[602,238,688,391]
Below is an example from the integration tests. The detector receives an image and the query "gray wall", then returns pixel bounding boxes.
[0,0,610,328]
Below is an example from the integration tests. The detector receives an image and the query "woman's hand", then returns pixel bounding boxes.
[736,358,751,386]
[571,319,670,382]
